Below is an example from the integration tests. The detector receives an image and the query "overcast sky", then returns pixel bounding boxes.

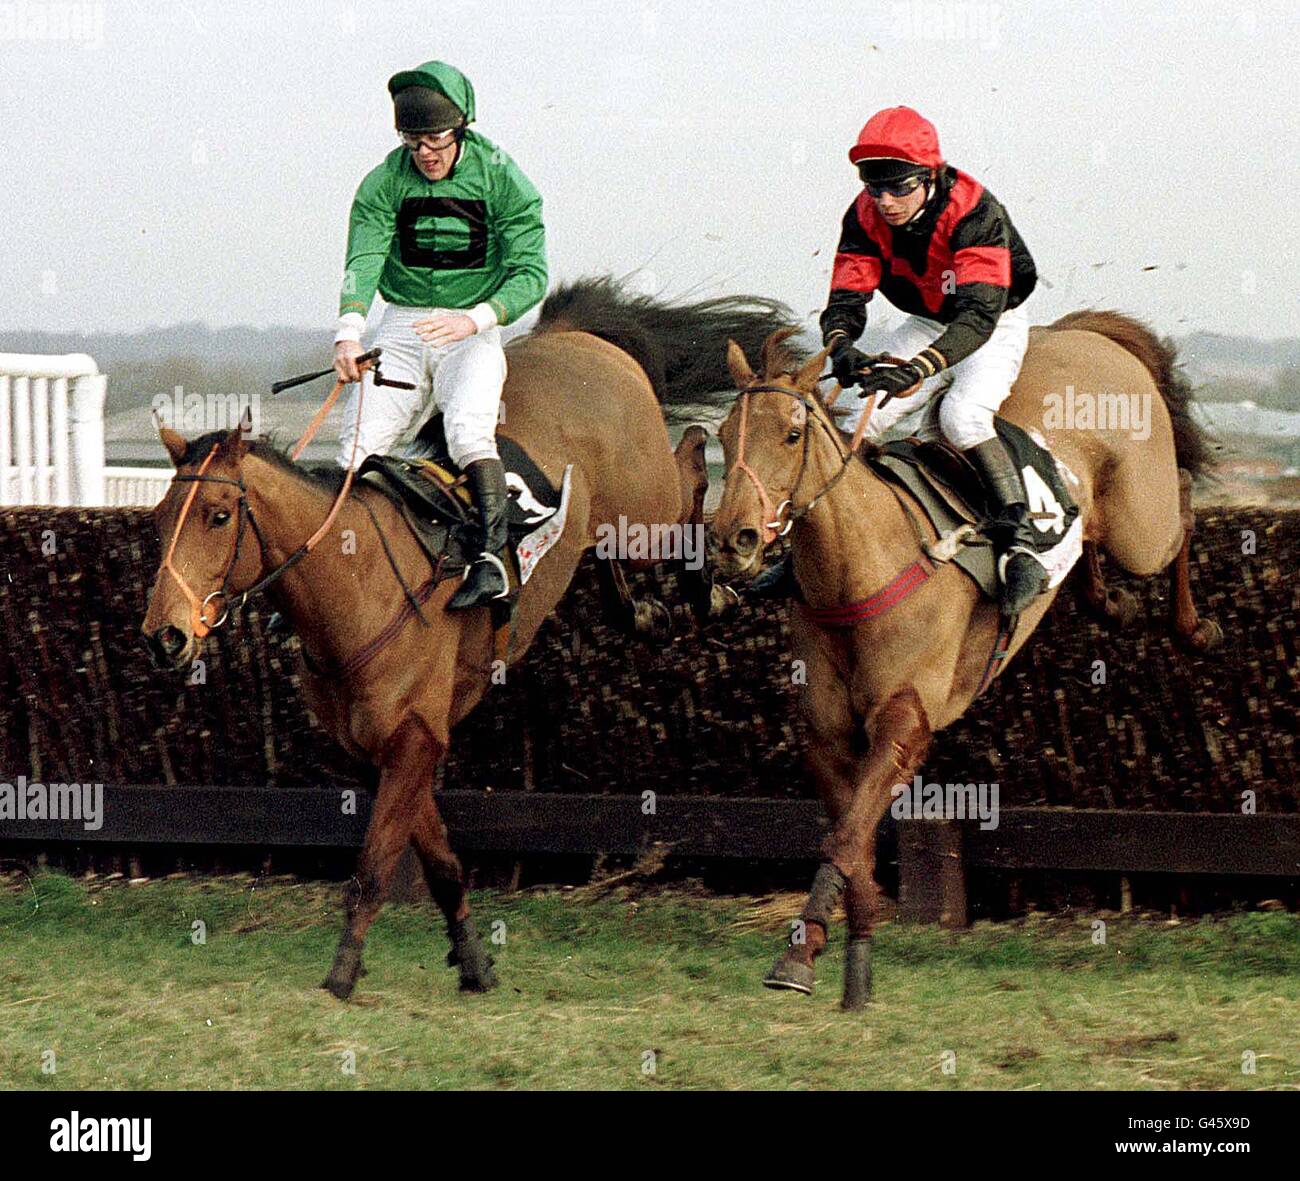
[2,0,1297,342]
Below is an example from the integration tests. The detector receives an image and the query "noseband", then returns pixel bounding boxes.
[727,378,861,545]
[162,442,328,639]
[160,359,373,639]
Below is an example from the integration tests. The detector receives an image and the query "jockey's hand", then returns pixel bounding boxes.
[860,361,925,406]
[828,337,874,388]
[412,312,477,348]
[333,340,364,384]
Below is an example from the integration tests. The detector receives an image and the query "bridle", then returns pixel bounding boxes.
[727,375,878,545]
[159,356,375,639]
[160,441,356,639]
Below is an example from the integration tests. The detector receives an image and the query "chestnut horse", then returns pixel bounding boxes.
[710,311,1221,1010]
[141,277,797,1000]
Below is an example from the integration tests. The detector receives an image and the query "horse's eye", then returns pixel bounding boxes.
[211,510,232,527]
[786,429,802,444]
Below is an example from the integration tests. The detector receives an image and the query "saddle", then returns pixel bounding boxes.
[357,414,572,589]
[868,417,1082,601]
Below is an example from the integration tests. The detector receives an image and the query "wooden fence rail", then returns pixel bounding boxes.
[2,786,1297,925]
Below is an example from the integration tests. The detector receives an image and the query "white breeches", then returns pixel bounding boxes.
[834,301,1030,450]
[336,303,507,470]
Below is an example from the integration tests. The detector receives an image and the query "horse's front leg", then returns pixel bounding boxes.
[410,789,497,992]
[323,715,443,1001]
[769,687,932,1008]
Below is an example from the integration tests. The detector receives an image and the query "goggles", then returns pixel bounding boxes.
[400,127,462,152]
[857,162,928,198]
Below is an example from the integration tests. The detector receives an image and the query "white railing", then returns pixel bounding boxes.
[103,466,173,507]
[0,353,167,507]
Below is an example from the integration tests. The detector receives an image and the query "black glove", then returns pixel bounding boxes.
[859,361,925,405]
[828,337,873,388]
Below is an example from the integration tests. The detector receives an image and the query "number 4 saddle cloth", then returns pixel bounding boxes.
[867,417,1084,603]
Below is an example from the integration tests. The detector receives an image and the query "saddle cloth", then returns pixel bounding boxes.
[869,416,1084,600]
[358,414,572,586]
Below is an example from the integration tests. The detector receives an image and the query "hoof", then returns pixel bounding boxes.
[448,920,499,992]
[321,971,357,1002]
[763,953,815,995]
[449,943,498,992]
[1105,588,1140,629]
[458,957,498,993]
[841,938,873,1011]
[632,597,672,640]
[1178,617,1223,655]
[707,582,741,620]
[323,939,363,1001]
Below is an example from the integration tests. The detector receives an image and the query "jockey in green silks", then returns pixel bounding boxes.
[332,60,548,611]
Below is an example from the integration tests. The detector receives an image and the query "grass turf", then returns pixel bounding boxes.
[1,871,1297,1090]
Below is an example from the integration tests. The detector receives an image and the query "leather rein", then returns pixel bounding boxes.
[159,356,432,672]
[729,370,1017,695]
[728,375,879,545]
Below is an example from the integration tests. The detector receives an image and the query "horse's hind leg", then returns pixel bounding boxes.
[1169,469,1223,655]
[595,555,671,639]
[410,792,497,992]
[673,424,738,623]
[1074,542,1139,629]
[323,716,442,1001]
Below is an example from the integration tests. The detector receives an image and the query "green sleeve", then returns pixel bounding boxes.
[339,163,397,318]
[487,161,548,326]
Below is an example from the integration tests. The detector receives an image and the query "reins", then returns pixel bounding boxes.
[729,376,859,544]
[729,369,1019,696]
[161,357,371,639]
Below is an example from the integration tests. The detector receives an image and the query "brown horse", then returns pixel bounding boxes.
[710,311,1221,1010]
[141,277,798,1000]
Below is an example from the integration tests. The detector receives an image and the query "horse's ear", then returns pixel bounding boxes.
[760,326,800,380]
[726,339,756,390]
[221,407,254,457]
[158,424,187,467]
[795,345,832,393]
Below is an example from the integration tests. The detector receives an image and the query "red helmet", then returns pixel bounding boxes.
[848,107,944,173]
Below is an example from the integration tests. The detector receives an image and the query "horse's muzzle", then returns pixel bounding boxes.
[144,624,194,671]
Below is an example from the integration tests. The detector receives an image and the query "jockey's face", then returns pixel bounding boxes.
[873,175,930,226]
[408,135,459,181]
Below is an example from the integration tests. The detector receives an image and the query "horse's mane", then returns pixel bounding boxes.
[177,431,351,493]
[750,327,881,459]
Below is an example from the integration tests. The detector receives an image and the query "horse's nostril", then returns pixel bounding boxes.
[734,528,760,556]
[152,626,187,659]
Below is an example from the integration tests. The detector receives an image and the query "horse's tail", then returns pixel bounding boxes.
[534,275,802,412]
[1049,309,1215,479]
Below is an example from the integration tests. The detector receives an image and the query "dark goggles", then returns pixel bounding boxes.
[857,165,928,198]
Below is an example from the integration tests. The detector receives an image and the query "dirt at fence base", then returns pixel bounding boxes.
[0,506,1295,813]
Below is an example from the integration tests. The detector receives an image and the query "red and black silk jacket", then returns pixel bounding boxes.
[819,166,1037,369]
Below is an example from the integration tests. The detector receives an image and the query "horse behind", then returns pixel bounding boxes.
[710,310,1221,1010]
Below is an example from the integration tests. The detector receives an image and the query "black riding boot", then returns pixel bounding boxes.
[747,551,798,600]
[447,458,511,611]
[964,437,1046,617]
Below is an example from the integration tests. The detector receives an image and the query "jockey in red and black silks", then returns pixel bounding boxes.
[820,105,1045,617]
